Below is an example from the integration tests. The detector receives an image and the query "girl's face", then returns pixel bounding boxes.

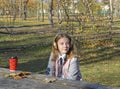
[57,37,70,55]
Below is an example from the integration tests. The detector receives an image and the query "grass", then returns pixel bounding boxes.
[0,24,120,87]
[80,57,120,87]
[0,29,53,73]
[0,17,50,26]
[1,37,119,87]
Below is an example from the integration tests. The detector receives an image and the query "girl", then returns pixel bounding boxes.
[46,33,82,81]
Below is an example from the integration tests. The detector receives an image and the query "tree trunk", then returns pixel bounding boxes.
[48,0,54,27]
[56,0,60,23]
[19,0,23,18]
[37,1,40,20]
[23,0,29,20]
[41,0,44,22]
[12,0,16,23]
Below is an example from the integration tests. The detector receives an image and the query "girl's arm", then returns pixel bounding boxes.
[46,53,55,76]
[66,57,82,81]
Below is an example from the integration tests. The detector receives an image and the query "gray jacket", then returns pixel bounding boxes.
[46,53,82,81]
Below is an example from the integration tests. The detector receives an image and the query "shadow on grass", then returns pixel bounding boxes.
[0,35,53,51]
[0,45,51,74]
[17,56,49,74]
[79,45,120,65]
[1,42,120,74]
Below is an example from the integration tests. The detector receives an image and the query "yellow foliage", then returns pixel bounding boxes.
[76,28,83,33]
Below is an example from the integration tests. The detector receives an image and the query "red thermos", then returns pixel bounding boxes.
[9,56,18,72]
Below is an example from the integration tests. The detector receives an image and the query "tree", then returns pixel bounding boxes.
[113,0,120,18]
[11,0,17,22]
[23,0,29,20]
[40,0,44,22]
[48,0,54,27]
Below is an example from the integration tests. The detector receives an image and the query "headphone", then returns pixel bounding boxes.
[53,34,58,49]
[53,33,73,50]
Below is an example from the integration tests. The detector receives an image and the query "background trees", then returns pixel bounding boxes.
[0,0,119,26]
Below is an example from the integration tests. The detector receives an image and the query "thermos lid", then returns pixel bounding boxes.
[9,56,18,59]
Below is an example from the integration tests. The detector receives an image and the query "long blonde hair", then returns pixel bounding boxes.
[51,33,75,61]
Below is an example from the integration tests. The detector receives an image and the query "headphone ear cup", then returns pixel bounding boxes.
[53,42,57,49]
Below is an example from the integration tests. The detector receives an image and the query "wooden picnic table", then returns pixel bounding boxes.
[0,68,119,89]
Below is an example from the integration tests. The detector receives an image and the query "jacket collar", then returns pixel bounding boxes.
[58,54,66,60]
